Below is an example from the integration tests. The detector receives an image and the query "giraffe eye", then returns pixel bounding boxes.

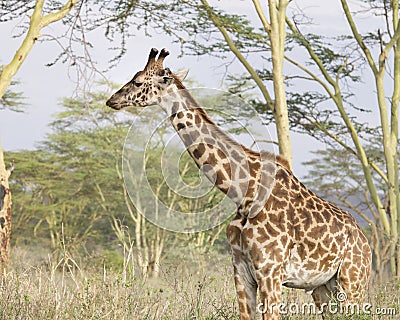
[163,76,173,84]
[134,82,143,87]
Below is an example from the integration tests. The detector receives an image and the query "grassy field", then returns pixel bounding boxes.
[0,250,399,320]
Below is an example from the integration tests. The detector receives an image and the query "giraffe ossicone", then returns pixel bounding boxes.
[107,48,372,320]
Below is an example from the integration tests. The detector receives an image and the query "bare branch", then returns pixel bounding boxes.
[340,0,378,74]
[200,0,274,109]
[0,0,80,99]
[252,0,271,34]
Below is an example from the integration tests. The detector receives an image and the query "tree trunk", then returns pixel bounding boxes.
[267,0,292,165]
[0,144,13,272]
[0,0,79,273]
[151,227,164,278]
[201,0,293,166]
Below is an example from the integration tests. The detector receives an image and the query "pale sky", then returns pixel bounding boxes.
[0,1,383,176]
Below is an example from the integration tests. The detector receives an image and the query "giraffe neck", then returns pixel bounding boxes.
[158,86,273,210]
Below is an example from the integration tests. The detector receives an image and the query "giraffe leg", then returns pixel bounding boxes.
[336,230,372,305]
[227,215,258,319]
[255,268,282,320]
[313,230,371,319]
[233,264,258,320]
[311,283,336,319]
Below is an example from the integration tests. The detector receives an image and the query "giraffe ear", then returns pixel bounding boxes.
[174,69,189,82]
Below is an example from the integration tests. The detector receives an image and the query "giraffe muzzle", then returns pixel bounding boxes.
[106,96,123,110]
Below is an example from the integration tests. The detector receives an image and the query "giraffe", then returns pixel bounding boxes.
[106,48,372,319]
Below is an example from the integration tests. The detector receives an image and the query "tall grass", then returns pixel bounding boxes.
[0,249,398,319]
[0,249,238,319]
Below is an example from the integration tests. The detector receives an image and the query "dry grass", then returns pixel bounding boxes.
[0,252,238,320]
[0,251,399,320]
[0,267,234,319]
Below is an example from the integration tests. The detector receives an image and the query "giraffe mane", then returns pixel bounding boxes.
[275,155,291,171]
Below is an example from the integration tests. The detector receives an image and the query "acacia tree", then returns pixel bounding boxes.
[111,123,172,279]
[0,0,80,271]
[5,92,127,259]
[6,90,168,273]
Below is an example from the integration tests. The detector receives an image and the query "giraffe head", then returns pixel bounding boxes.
[106,48,189,110]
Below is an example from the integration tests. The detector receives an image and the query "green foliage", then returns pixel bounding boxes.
[303,148,385,207]
[101,249,125,272]
[0,76,25,112]
[6,89,128,255]
[85,1,270,63]
[0,1,35,23]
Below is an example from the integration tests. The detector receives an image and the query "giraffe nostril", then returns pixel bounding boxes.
[106,98,113,107]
